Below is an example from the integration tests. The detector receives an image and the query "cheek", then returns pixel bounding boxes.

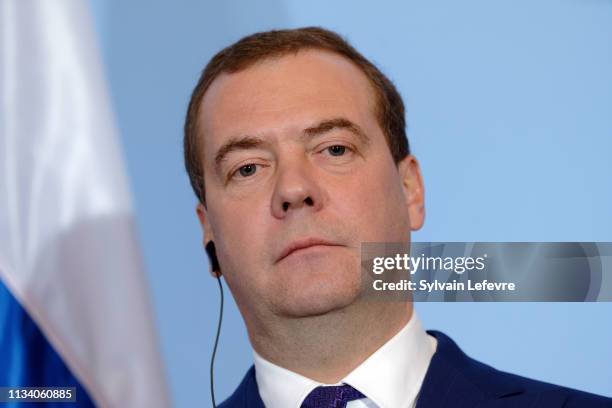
[208,200,275,313]
[335,161,409,241]
[209,199,270,274]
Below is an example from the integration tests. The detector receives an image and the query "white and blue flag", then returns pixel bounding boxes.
[0,1,171,406]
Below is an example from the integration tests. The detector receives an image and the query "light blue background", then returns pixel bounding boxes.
[90,0,612,405]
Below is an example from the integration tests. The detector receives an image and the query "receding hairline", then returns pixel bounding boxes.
[192,47,387,166]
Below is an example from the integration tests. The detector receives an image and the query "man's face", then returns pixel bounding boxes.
[197,49,424,321]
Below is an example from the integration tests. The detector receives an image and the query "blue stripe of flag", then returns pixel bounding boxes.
[0,279,96,407]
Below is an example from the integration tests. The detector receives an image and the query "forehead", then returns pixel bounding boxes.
[198,49,379,161]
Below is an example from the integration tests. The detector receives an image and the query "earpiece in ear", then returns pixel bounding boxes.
[205,241,221,276]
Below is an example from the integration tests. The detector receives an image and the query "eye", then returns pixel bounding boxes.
[234,163,258,178]
[326,145,347,156]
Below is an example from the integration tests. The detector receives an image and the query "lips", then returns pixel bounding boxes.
[276,237,342,263]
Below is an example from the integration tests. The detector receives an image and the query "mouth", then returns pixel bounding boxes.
[276,237,344,264]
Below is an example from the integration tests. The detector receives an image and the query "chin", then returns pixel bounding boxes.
[271,263,362,318]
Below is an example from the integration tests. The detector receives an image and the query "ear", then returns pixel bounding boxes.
[397,155,425,231]
[196,203,220,277]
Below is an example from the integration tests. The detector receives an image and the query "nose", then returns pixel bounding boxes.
[271,157,324,219]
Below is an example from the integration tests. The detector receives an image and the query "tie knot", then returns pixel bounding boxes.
[301,384,365,408]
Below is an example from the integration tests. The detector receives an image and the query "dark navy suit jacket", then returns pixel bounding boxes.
[219,330,612,407]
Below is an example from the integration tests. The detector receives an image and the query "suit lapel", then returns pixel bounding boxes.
[243,366,266,408]
[416,336,486,408]
[417,331,568,408]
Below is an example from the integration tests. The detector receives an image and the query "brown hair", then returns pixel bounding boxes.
[184,27,410,205]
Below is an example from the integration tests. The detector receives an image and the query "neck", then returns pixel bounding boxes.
[249,300,413,384]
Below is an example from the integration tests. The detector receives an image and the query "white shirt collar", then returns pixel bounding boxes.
[253,312,437,408]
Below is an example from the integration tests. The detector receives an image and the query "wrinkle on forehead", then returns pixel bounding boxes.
[198,49,381,172]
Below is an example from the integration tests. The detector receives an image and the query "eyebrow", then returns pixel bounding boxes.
[214,136,269,175]
[213,117,371,173]
[303,117,371,147]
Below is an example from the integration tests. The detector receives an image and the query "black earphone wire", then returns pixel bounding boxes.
[210,272,224,408]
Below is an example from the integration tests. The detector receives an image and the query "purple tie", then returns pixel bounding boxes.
[301,384,366,408]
